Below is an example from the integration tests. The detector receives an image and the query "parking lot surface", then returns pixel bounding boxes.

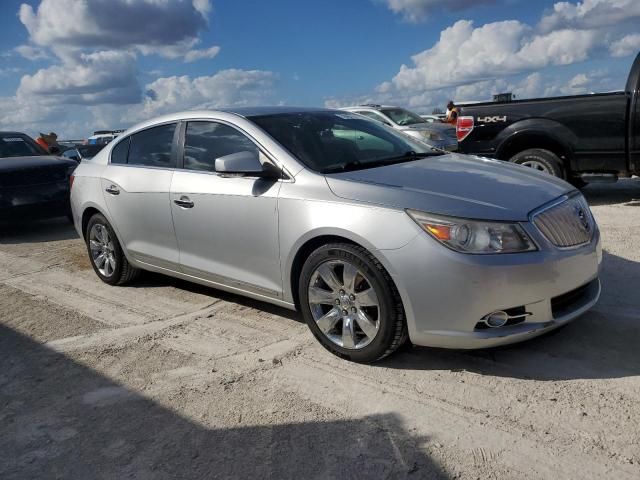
[1,181,640,479]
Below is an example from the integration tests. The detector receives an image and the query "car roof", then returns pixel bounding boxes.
[342,105,398,111]
[220,106,336,117]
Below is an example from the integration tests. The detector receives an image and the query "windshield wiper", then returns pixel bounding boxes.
[326,151,435,174]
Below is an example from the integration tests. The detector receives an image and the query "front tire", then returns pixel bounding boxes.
[298,243,407,363]
[85,213,139,285]
[510,149,564,179]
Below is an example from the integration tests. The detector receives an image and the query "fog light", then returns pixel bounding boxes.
[483,311,509,328]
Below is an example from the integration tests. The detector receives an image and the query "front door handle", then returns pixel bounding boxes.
[105,185,120,195]
[174,196,194,209]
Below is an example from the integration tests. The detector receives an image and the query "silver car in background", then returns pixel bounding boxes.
[70,107,601,362]
[341,104,458,151]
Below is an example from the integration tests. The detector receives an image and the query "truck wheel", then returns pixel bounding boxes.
[510,149,564,179]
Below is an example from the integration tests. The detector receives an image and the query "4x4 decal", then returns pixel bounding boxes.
[477,116,507,123]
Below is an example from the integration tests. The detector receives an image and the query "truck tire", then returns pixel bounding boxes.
[510,149,564,179]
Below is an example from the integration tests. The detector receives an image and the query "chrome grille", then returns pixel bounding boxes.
[533,195,594,247]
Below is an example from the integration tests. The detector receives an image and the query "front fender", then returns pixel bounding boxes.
[278,198,420,304]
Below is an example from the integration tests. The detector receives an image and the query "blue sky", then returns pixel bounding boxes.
[1,0,639,138]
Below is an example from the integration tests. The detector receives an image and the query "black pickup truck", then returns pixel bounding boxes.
[457,52,640,186]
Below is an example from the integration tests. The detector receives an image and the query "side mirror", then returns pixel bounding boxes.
[215,151,280,178]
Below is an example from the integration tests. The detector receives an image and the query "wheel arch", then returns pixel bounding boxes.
[286,230,401,310]
[80,203,136,265]
[494,119,577,169]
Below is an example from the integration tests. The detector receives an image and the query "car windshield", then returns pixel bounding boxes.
[0,134,45,158]
[77,145,103,159]
[381,108,427,126]
[250,111,441,174]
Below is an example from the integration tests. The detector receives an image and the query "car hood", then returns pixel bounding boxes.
[325,153,574,221]
[0,155,77,171]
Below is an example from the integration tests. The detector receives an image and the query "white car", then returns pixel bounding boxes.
[341,105,457,151]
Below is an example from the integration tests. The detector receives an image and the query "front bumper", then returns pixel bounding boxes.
[380,226,602,349]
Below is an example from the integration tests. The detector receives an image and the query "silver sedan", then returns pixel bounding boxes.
[70,107,601,362]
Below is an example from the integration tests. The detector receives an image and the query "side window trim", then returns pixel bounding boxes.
[176,121,187,170]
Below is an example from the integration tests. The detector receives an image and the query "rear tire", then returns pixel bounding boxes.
[510,149,564,179]
[298,243,407,363]
[85,213,139,286]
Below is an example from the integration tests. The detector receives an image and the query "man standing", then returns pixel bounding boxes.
[444,101,458,126]
[35,132,61,154]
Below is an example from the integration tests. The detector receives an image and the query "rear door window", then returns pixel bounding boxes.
[126,123,177,168]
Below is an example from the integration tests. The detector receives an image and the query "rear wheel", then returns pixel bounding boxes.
[86,213,139,285]
[299,243,407,363]
[510,149,564,179]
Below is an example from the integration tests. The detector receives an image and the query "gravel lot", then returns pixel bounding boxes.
[1,180,639,479]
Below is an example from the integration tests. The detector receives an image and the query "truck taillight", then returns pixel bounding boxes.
[70,174,75,189]
[456,116,474,142]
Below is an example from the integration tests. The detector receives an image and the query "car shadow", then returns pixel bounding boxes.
[132,271,304,323]
[0,324,446,479]
[0,217,78,244]
[582,178,640,206]
[381,250,640,381]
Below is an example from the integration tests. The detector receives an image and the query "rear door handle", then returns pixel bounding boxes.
[105,185,120,195]
[174,196,194,209]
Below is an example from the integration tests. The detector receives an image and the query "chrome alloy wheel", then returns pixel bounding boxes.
[520,160,550,173]
[308,260,380,349]
[89,223,116,278]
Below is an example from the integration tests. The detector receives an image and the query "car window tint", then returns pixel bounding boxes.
[356,111,387,124]
[332,124,395,154]
[127,123,176,168]
[184,121,259,172]
[111,137,130,164]
[0,135,44,158]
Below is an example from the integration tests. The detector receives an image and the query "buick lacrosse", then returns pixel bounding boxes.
[70,107,601,362]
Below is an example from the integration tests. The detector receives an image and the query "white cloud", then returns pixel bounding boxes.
[610,34,640,58]
[134,69,277,119]
[539,0,640,32]
[390,19,599,92]
[370,0,640,111]
[184,45,221,63]
[19,0,211,59]
[17,50,140,105]
[0,67,21,77]
[14,45,48,61]
[380,0,495,22]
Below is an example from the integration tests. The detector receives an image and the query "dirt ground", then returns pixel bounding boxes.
[1,180,639,479]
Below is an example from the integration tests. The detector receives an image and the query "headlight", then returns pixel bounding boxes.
[406,210,537,254]
[422,131,443,141]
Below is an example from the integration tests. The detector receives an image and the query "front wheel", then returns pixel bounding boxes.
[510,149,564,179]
[298,243,407,363]
[85,213,139,285]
